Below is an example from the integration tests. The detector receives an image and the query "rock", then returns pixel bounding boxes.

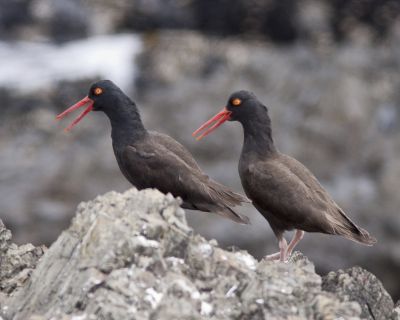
[1,188,396,319]
[89,0,400,44]
[0,220,45,299]
[1,0,399,43]
[0,0,89,42]
[394,301,400,319]
[322,267,395,320]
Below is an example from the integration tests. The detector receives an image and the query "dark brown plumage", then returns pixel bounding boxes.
[56,80,249,224]
[193,90,376,261]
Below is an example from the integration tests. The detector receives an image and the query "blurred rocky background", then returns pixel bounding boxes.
[1,0,400,302]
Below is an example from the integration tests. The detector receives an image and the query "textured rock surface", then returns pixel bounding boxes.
[1,189,396,319]
[323,267,395,320]
[0,220,45,300]
[394,301,400,319]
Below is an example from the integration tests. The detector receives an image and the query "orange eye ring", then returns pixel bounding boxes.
[94,87,103,95]
[232,98,242,106]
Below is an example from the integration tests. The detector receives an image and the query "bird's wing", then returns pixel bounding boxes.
[149,131,249,205]
[278,153,376,244]
[246,156,375,244]
[277,153,336,205]
[245,159,328,229]
[277,153,359,226]
[119,136,249,224]
[149,131,203,173]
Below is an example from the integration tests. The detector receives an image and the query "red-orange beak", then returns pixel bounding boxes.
[192,108,232,140]
[56,96,94,132]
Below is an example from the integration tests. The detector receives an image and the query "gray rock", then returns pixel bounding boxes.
[323,267,395,320]
[1,0,398,43]
[1,189,395,319]
[393,301,400,320]
[0,220,45,300]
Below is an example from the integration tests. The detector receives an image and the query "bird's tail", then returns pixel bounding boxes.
[214,205,250,225]
[185,201,250,224]
[328,208,376,246]
[208,179,250,206]
[205,179,250,224]
[345,226,377,246]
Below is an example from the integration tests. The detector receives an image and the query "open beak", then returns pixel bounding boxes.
[192,108,232,140]
[56,96,94,132]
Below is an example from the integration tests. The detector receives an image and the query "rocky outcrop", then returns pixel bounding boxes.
[323,268,395,319]
[1,189,396,319]
[0,220,45,301]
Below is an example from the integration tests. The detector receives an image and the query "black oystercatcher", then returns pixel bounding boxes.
[56,80,250,224]
[193,90,376,261]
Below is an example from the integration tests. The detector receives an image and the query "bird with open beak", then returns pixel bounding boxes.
[56,80,250,224]
[193,90,376,262]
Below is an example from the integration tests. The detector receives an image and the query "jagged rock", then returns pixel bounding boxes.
[0,220,45,299]
[393,301,400,319]
[322,267,395,320]
[1,189,395,319]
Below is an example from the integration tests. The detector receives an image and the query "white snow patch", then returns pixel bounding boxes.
[235,252,257,270]
[201,301,213,316]
[255,298,264,304]
[145,287,163,308]
[71,315,87,320]
[0,34,142,92]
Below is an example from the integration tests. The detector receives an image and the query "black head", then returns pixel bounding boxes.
[57,79,140,131]
[226,90,267,122]
[88,80,129,112]
[193,90,270,140]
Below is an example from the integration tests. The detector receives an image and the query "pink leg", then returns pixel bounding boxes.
[266,231,303,262]
[286,230,304,257]
[278,237,288,262]
[266,235,287,261]
[265,251,281,260]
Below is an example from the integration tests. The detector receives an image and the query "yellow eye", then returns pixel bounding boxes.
[94,87,103,95]
[232,98,242,106]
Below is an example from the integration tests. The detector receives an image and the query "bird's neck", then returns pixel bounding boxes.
[241,115,276,157]
[107,106,148,149]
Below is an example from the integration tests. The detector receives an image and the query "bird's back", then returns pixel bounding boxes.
[114,131,250,224]
[240,151,375,244]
